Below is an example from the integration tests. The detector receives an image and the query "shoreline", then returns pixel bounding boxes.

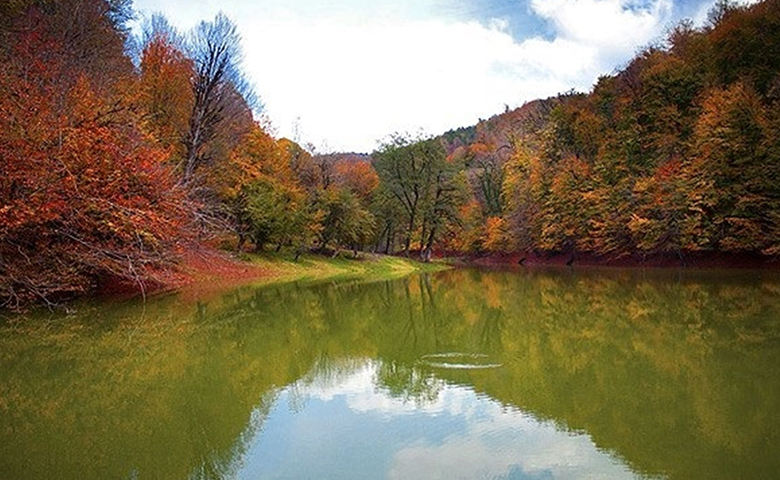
[453,251,780,270]
[95,247,449,304]
[15,247,779,312]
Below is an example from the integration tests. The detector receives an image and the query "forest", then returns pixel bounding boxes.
[1,0,779,306]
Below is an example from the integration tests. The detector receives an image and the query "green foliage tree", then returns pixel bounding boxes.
[463,142,507,218]
[372,135,463,260]
[318,187,376,255]
[239,178,306,251]
[419,161,468,262]
[370,186,406,254]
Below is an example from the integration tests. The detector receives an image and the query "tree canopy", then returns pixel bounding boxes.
[2,0,779,307]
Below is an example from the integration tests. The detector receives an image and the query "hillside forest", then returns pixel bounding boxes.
[1,0,779,306]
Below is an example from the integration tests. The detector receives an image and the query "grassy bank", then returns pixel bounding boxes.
[238,251,449,285]
[7,249,449,313]
[169,248,450,304]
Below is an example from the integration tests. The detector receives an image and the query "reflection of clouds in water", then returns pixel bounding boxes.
[293,361,646,480]
[388,415,640,480]
[297,360,459,418]
[296,360,378,402]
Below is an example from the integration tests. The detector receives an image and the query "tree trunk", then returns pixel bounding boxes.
[404,211,416,257]
[421,225,437,263]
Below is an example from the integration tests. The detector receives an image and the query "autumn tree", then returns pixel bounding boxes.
[279,138,319,192]
[502,142,547,252]
[443,199,484,253]
[137,15,194,160]
[0,2,187,306]
[708,0,780,96]
[333,158,379,204]
[211,124,314,252]
[627,159,690,254]
[683,82,780,253]
[182,13,255,187]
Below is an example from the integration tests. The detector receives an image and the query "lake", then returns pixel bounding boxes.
[1,267,779,480]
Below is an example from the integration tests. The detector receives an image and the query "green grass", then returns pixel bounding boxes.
[239,250,449,286]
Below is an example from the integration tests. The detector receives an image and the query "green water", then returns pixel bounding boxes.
[1,267,779,480]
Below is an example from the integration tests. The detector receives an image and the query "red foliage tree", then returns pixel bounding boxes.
[0,3,189,307]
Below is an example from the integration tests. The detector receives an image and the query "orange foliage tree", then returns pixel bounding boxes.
[137,28,195,160]
[0,2,189,307]
[334,159,379,203]
[219,125,319,252]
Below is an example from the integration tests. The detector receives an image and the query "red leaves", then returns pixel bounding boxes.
[0,12,190,306]
[654,157,682,182]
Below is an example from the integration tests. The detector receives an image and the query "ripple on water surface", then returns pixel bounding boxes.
[417,352,504,370]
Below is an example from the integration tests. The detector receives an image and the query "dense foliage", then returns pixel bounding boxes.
[2,0,779,306]
[0,0,375,306]
[372,135,466,260]
[440,0,780,259]
[0,0,188,306]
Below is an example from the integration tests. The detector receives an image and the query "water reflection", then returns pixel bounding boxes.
[1,267,779,480]
[238,361,644,480]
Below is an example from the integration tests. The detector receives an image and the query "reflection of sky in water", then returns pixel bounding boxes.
[237,361,650,480]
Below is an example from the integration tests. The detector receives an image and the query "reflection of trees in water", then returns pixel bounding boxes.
[375,361,442,405]
[174,267,780,480]
[1,268,779,480]
[478,306,504,353]
[426,268,780,480]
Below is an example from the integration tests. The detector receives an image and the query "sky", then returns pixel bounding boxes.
[130,0,738,153]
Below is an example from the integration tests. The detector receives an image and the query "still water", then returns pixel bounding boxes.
[1,267,779,480]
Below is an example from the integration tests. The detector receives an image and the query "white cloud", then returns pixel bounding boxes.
[132,0,683,152]
[242,17,531,151]
[295,360,454,418]
[387,421,642,480]
[289,361,643,480]
[532,0,672,46]
[530,0,673,67]
[242,15,607,152]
